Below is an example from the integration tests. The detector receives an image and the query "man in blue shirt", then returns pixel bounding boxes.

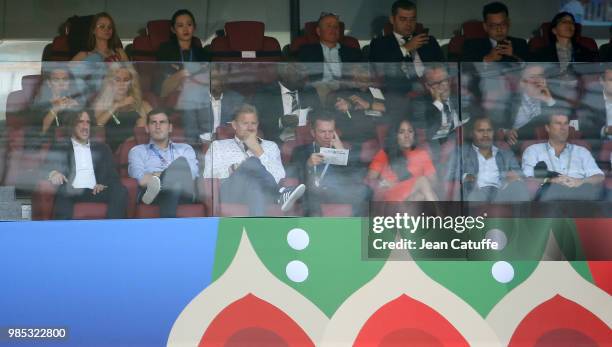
[128,108,199,217]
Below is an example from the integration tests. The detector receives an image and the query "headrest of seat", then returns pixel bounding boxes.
[225,21,265,50]
[462,20,487,38]
[147,20,172,51]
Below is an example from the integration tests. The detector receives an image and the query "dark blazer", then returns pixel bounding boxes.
[199,90,245,134]
[408,95,468,141]
[533,42,598,63]
[462,36,530,62]
[446,144,522,182]
[298,43,362,62]
[251,82,321,142]
[600,42,612,62]
[368,34,444,62]
[288,143,361,185]
[45,140,120,187]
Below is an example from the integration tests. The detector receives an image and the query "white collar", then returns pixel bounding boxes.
[472,143,498,157]
[71,137,90,148]
[210,93,223,101]
[320,42,340,50]
[149,140,173,150]
[279,82,294,94]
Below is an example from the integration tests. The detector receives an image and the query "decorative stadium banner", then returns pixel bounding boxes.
[0,218,610,346]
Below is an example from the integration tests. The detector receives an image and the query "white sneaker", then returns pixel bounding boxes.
[142,176,161,205]
[278,184,305,212]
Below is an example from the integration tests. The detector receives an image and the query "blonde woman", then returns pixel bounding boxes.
[93,63,151,151]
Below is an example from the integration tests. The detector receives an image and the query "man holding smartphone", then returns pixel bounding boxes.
[462,2,530,62]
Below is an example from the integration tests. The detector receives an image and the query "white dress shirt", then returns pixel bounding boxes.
[320,42,342,81]
[71,138,96,189]
[203,137,286,183]
[211,93,223,132]
[522,142,603,179]
[431,99,461,139]
[393,31,425,77]
[473,145,501,188]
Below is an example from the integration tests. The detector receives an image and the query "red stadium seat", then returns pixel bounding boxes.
[448,20,487,61]
[210,21,282,62]
[31,178,137,220]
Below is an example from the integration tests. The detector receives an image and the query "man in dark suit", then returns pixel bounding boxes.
[369,0,444,63]
[197,67,244,142]
[251,63,321,143]
[288,113,369,216]
[462,2,529,62]
[298,12,362,82]
[368,0,444,93]
[45,110,127,219]
[447,116,528,202]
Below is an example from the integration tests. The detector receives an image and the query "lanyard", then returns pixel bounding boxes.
[179,48,193,62]
[546,143,573,174]
[149,143,174,168]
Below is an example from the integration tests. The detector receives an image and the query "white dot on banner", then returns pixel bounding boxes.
[286,260,309,283]
[492,261,514,283]
[287,228,309,251]
[485,228,507,250]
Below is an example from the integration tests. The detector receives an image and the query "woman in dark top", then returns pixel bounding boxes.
[534,12,598,69]
[93,63,151,152]
[156,9,210,99]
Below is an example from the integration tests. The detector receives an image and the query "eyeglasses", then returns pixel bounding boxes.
[426,78,450,88]
[485,21,509,30]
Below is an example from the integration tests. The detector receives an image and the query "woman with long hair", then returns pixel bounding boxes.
[367,119,439,201]
[71,12,128,62]
[93,63,151,151]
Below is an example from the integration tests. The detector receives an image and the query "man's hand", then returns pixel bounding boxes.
[605,125,612,136]
[464,174,477,183]
[551,175,580,187]
[496,40,514,57]
[243,132,263,156]
[504,128,519,145]
[48,170,67,186]
[532,85,554,104]
[139,172,160,187]
[307,153,325,167]
[483,48,503,62]
[330,131,344,149]
[506,171,522,182]
[404,33,429,52]
[92,184,107,195]
[349,95,370,110]
[335,98,350,112]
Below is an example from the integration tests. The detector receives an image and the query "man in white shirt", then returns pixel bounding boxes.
[522,112,604,201]
[45,110,127,219]
[576,64,612,152]
[203,104,305,215]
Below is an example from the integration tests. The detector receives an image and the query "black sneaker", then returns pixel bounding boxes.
[278,184,305,212]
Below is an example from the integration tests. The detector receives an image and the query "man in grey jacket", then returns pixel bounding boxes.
[447,116,529,201]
